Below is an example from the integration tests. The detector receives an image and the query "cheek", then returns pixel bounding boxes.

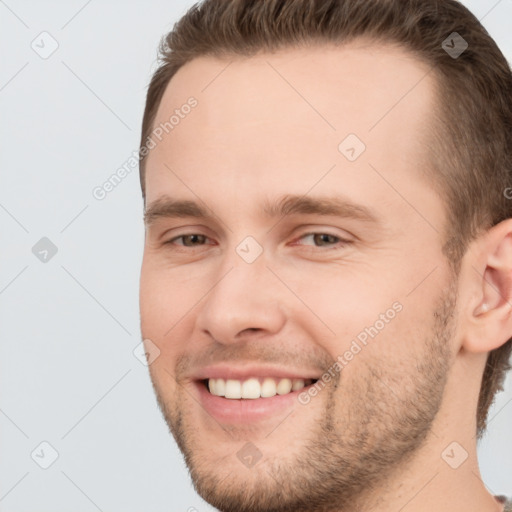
[276,262,399,344]
[139,261,206,356]
[274,260,433,368]
[140,264,167,337]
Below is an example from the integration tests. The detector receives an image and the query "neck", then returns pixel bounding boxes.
[348,350,502,512]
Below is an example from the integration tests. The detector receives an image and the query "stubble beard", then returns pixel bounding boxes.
[150,283,457,512]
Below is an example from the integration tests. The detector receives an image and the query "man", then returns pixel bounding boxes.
[138,0,512,510]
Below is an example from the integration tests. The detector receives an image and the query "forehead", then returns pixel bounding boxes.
[145,41,439,219]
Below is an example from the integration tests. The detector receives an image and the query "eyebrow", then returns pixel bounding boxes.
[143,194,379,227]
[144,197,210,226]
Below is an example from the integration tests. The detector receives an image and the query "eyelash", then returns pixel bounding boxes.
[165,232,350,250]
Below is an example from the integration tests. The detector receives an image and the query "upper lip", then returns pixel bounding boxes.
[191,364,322,382]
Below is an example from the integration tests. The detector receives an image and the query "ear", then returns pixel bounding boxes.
[462,219,512,353]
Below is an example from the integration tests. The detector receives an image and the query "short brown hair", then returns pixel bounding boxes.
[139,0,512,438]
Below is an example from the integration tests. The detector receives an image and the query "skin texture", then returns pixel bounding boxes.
[139,41,511,512]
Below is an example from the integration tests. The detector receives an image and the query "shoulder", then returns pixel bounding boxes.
[495,495,512,512]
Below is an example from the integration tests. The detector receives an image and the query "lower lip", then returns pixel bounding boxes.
[194,381,312,424]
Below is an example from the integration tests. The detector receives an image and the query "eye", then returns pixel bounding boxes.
[164,232,349,250]
[293,232,349,248]
[167,234,211,247]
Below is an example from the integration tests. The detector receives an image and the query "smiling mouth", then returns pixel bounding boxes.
[201,377,319,399]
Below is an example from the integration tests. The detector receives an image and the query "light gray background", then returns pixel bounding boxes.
[0,1,511,511]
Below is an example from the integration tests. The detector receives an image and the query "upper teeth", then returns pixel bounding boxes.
[208,377,310,399]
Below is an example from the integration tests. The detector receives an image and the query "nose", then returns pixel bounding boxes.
[195,250,287,344]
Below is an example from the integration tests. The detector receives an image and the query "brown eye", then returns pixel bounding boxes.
[298,233,343,247]
[312,234,339,246]
[172,234,208,246]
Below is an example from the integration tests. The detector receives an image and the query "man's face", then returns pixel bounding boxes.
[140,42,458,512]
